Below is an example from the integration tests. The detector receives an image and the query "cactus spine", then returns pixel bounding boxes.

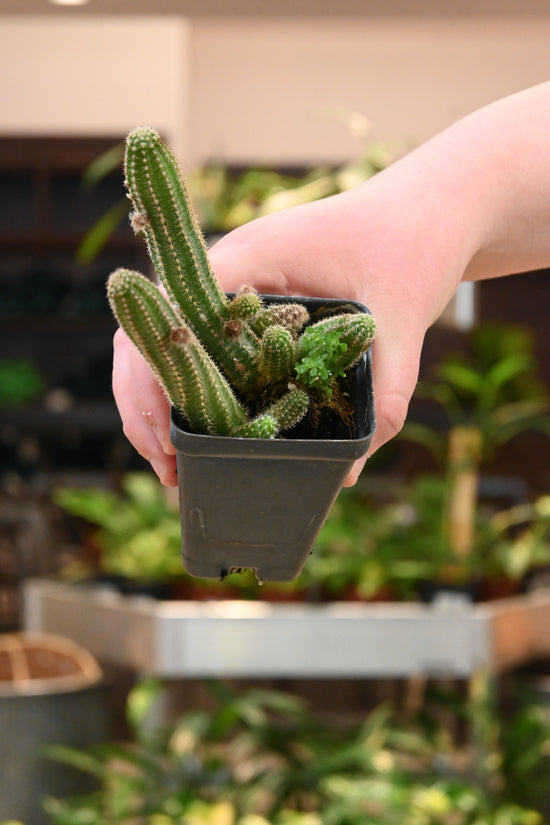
[124,127,259,392]
[259,325,296,385]
[108,127,375,440]
[108,269,248,436]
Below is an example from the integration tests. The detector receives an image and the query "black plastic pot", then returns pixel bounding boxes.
[169,295,376,582]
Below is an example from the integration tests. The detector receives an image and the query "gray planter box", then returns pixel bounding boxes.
[23,579,550,679]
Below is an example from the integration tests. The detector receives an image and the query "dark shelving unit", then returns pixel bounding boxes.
[0,136,149,629]
[0,135,149,479]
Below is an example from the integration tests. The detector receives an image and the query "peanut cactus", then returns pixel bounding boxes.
[108,126,375,439]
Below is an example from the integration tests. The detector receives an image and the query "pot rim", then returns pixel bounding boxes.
[170,410,372,459]
[170,292,376,456]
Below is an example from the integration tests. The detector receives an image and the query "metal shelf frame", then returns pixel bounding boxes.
[23,579,550,679]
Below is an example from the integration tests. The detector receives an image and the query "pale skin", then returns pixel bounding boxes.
[112,82,550,487]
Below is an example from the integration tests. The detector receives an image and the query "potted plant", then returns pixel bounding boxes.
[400,323,550,597]
[107,128,376,583]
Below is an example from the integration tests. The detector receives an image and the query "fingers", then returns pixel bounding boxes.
[342,325,423,487]
[112,328,178,486]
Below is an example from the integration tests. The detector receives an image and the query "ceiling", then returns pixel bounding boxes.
[3,0,550,15]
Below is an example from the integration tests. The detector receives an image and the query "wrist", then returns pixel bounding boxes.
[345,154,481,332]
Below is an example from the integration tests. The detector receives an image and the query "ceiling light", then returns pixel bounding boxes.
[48,0,91,6]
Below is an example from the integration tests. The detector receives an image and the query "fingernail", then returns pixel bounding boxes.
[142,410,176,455]
[150,456,169,484]
[152,424,176,455]
[149,456,178,487]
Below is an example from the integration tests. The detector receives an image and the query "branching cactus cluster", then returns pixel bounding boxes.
[108,127,375,439]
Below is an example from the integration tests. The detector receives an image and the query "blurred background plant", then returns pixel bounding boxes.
[394,322,550,592]
[52,473,259,597]
[403,323,550,467]
[50,398,550,604]
[75,112,400,264]
[53,473,185,586]
[293,477,550,602]
[41,677,550,824]
[0,358,45,407]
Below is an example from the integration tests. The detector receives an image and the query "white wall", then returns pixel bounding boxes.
[2,14,550,169]
[0,16,190,161]
[189,16,550,165]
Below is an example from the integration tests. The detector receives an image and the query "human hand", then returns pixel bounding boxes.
[113,81,550,486]
[112,172,469,487]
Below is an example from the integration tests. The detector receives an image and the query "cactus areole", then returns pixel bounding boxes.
[108,127,376,581]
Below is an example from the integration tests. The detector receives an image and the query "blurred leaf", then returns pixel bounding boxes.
[75,198,129,264]
[81,142,124,189]
[0,358,44,406]
[126,676,163,741]
[53,473,184,582]
[43,743,106,779]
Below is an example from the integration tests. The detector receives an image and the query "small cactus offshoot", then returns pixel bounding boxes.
[108,127,375,439]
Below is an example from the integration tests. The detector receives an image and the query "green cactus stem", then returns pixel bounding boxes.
[109,127,376,440]
[259,325,296,385]
[268,385,310,431]
[254,302,310,336]
[108,268,249,436]
[227,286,263,321]
[124,127,260,392]
[168,326,249,437]
[235,414,279,439]
[234,386,309,438]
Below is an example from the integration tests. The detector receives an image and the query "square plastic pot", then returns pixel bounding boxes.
[169,295,376,583]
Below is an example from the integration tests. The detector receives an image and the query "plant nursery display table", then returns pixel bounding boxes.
[23,579,550,679]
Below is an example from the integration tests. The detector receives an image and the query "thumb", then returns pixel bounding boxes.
[208,223,292,296]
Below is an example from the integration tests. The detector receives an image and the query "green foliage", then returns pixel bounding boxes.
[0,358,44,406]
[75,199,129,265]
[499,700,550,811]
[405,323,550,465]
[298,476,550,599]
[392,322,550,587]
[187,131,399,234]
[295,314,376,399]
[294,326,347,398]
[107,127,375,440]
[42,681,549,825]
[299,478,453,599]
[77,118,399,262]
[483,495,550,581]
[53,473,184,583]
